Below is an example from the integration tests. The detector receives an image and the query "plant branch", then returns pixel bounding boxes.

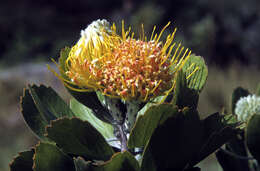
[219,148,255,160]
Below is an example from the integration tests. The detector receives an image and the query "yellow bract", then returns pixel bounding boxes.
[53,19,193,102]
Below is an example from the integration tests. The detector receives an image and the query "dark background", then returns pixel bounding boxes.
[0,0,260,170]
[1,0,260,67]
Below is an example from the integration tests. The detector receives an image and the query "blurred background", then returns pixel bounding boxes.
[0,0,260,170]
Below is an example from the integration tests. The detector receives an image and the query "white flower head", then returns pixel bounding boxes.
[235,95,260,122]
[75,19,112,56]
[81,19,111,45]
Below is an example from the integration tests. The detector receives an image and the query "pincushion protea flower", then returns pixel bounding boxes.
[50,19,195,102]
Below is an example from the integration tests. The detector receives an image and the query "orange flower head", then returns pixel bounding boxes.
[52,19,192,102]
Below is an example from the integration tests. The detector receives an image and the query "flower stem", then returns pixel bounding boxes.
[117,124,128,152]
[125,101,142,132]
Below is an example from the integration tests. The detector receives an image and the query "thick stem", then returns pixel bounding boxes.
[125,101,142,132]
[117,124,128,152]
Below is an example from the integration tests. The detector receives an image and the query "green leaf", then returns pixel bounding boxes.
[202,113,227,136]
[58,47,71,79]
[58,47,115,124]
[34,142,75,171]
[46,117,114,160]
[21,89,49,140]
[140,146,157,171]
[172,70,199,108]
[10,149,34,171]
[128,104,178,149]
[28,84,75,118]
[169,55,207,108]
[232,87,250,114]
[137,99,159,118]
[92,151,140,171]
[21,84,75,140]
[190,113,237,166]
[70,98,114,140]
[141,108,204,171]
[246,113,260,163]
[223,113,239,126]
[73,157,92,171]
[74,152,140,171]
[69,91,116,124]
[182,54,208,92]
[96,91,105,105]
